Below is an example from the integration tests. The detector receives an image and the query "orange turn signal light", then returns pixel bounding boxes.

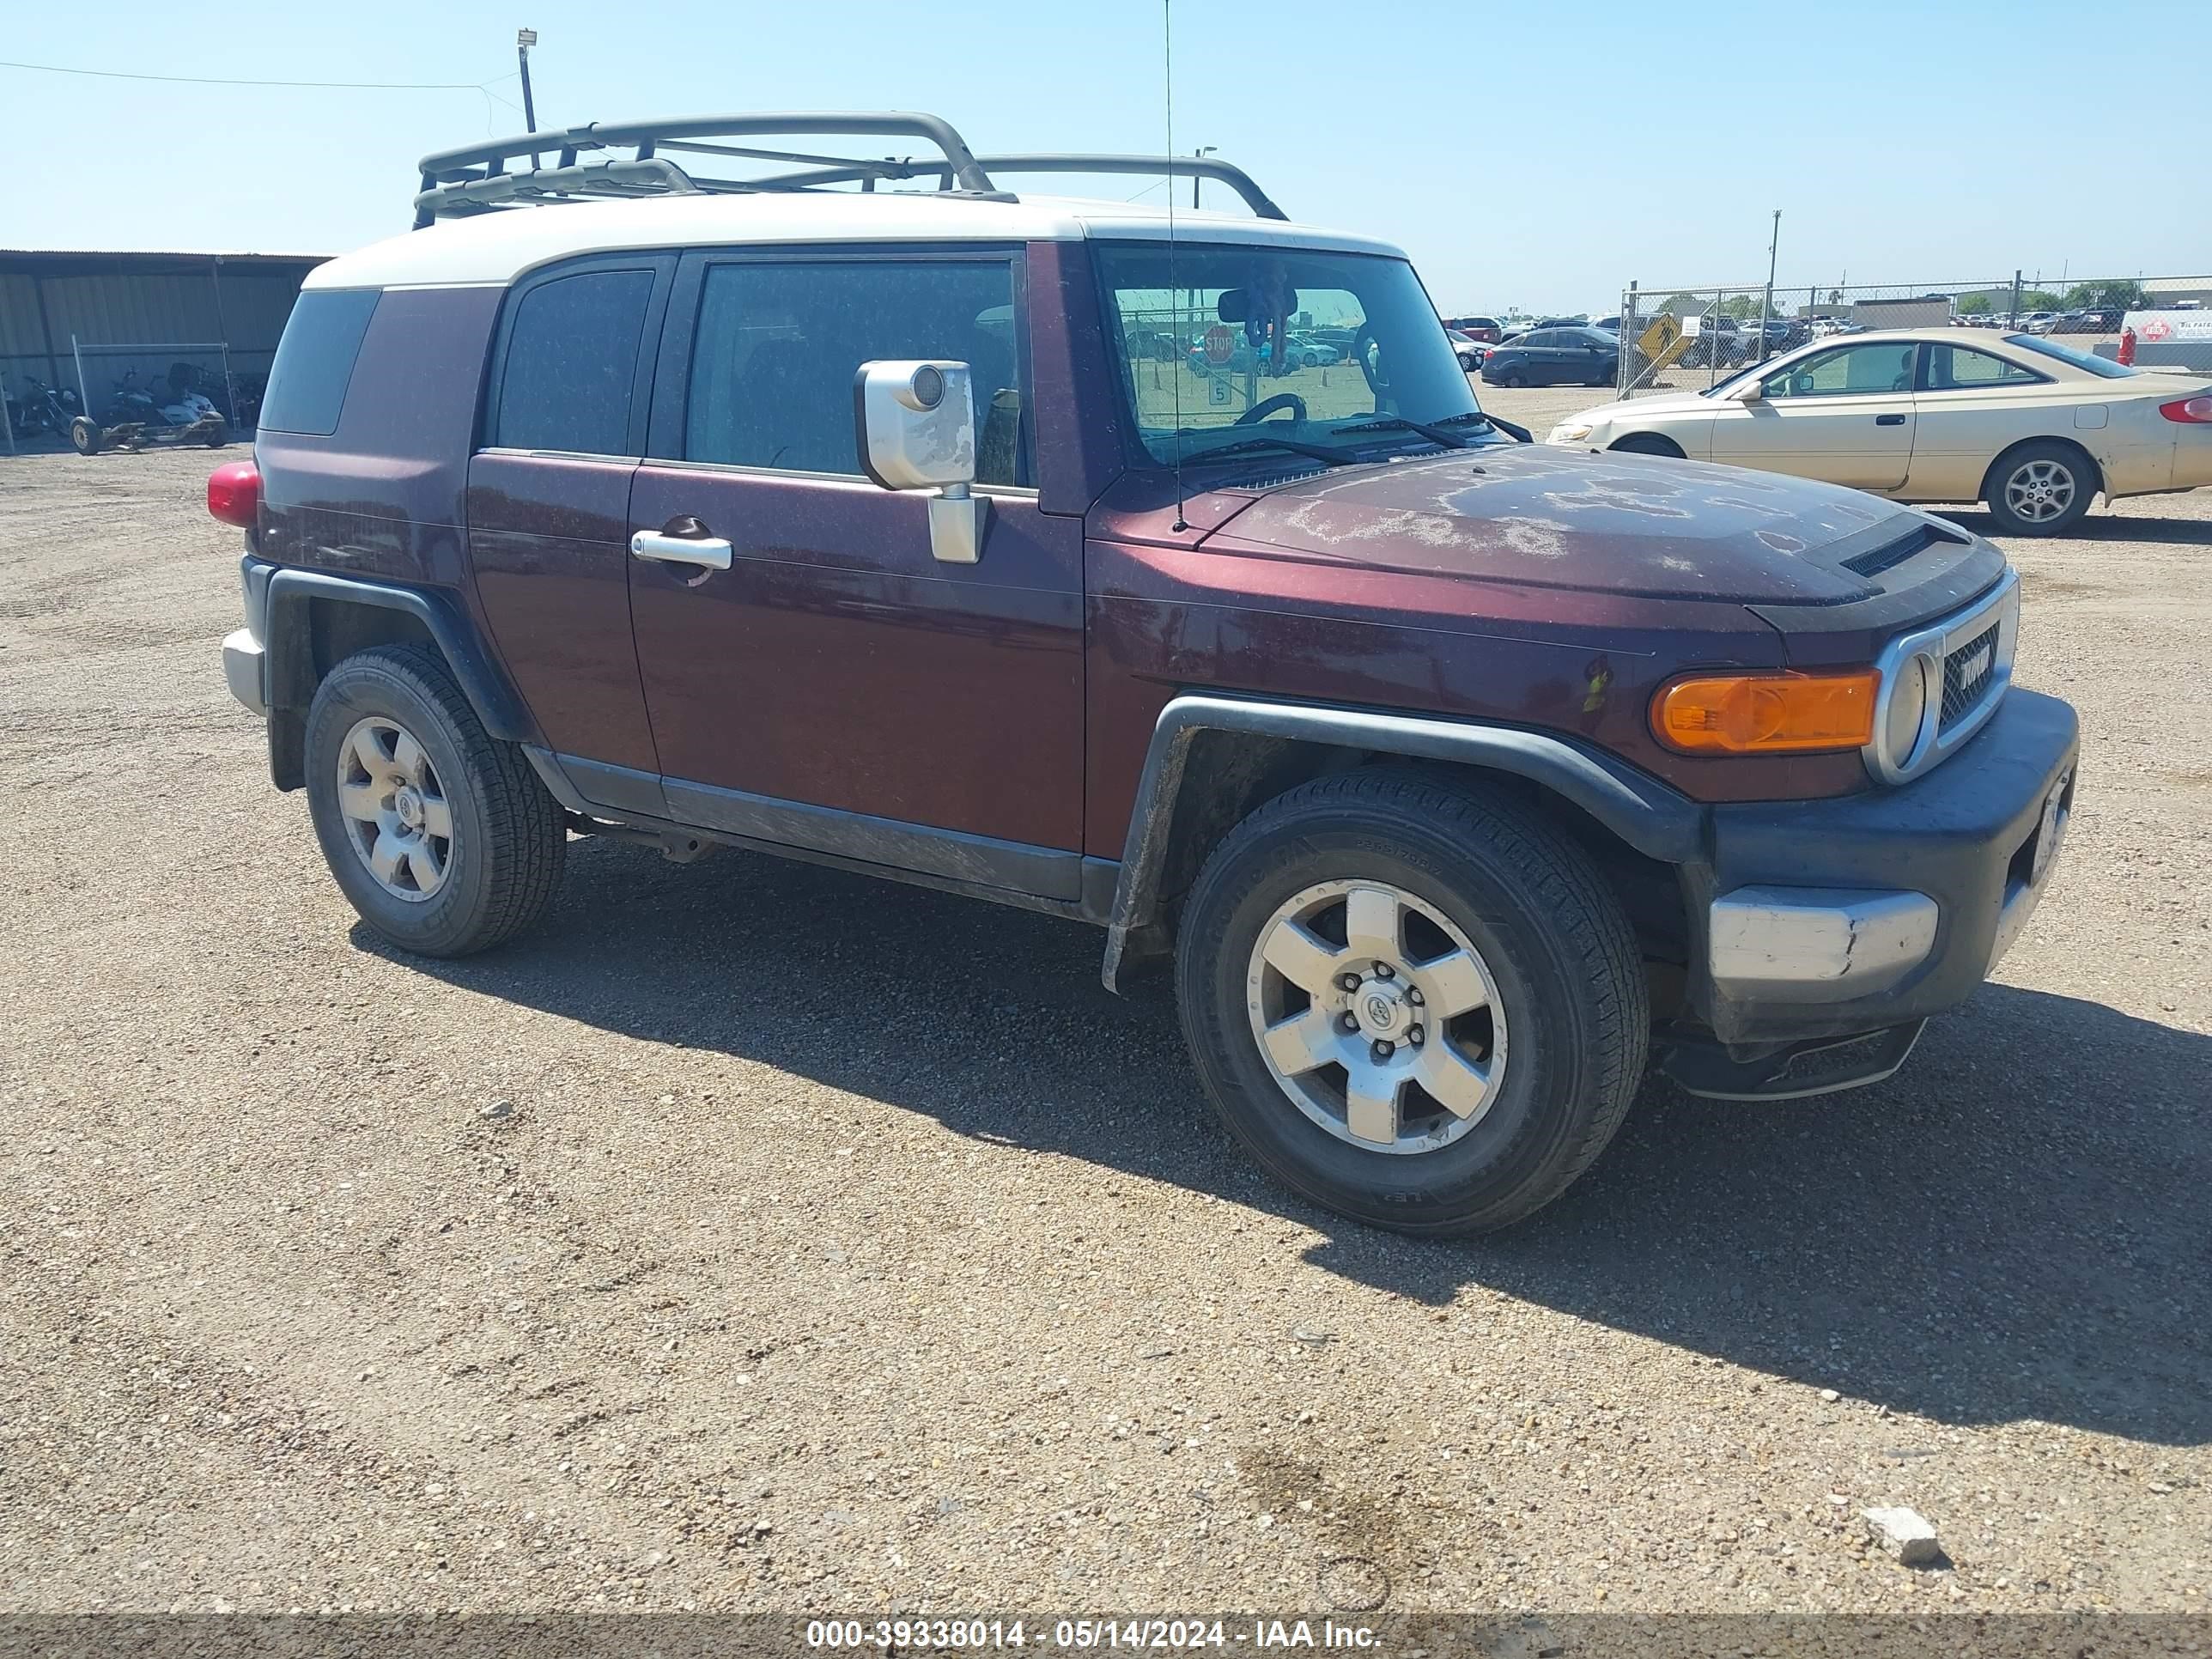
[1652,670,1879,755]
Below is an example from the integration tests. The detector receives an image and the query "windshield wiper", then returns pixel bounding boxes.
[1176,434,1362,468]
[1334,411,1532,447]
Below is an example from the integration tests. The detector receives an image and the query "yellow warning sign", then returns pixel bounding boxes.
[1637,313,1693,374]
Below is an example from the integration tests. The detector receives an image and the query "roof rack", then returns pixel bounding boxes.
[411,112,1285,227]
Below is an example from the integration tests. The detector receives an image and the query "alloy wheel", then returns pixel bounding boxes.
[334,715,453,901]
[1245,878,1509,1154]
[2004,459,2076,524]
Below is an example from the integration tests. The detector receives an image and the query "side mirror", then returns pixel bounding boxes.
[853,359,988,563]
[1729,380,1766,404]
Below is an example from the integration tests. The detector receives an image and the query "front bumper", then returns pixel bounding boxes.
[1680,686,2078,1055]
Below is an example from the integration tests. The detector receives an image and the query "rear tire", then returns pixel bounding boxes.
[1175,768,1649,1236]
[1501,371,1528,389]
[68,416,100,456]
[303,643,566,957]
[1983,440,2094,536]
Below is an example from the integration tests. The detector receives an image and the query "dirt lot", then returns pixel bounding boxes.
[1,432,2208,1620]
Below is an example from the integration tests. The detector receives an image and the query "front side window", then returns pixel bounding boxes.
[1094,240,1489,468]
[1763,342,1919,399]
[260,289,380,435]
[493,268,655,455]
[1923,343,2045,391]
[683,258,1027,483]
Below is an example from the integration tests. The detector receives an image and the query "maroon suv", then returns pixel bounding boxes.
[212,114,2077,1234]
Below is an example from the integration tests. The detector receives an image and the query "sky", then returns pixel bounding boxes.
[6,0,2209,314]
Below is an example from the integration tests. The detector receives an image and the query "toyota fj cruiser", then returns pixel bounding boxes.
[213,113,2078,1234]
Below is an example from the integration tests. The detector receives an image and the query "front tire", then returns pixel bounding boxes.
[1984,440,2094,536]
[303,643,565,957]
[68,416,100,456]
[1176,769,1649,1235]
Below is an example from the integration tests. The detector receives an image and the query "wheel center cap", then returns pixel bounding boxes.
[1353,978,1412,1039]
[394,787,423,830]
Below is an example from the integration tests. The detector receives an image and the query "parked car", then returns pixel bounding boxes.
[1443,314,1503,343]
[2020,311,2060,334]
[213,111,2080,1237]
[1445,328,1488,370]
[1480,325,1620,387]
[1545,328,2212,535]
[1286,331,1342,367]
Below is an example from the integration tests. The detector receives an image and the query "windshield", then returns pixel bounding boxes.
[1093,240,1490,466]
[2005,333,2140,379]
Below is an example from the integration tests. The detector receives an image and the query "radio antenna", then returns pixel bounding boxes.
[1164,0,1188,532]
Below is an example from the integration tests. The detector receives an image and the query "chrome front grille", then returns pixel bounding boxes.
[1940,623,2002,733]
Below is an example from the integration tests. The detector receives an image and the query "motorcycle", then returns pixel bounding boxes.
[9,376,82,438]
[72,368,227,456]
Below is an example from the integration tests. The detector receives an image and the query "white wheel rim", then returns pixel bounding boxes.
[335,715,453,902]
[1245,879,1509,1155]
[2003,458,2075,524]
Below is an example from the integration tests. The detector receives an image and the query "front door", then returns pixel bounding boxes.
[1711,340,1919,490]
[626,247,1087,899]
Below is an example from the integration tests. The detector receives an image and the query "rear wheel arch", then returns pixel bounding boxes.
[262,570,535,791]
[1610,431,1686,459]
[1978,434,2104,509]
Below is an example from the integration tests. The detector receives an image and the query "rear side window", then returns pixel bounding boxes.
[492,269,656,455]
[258,289,380,434]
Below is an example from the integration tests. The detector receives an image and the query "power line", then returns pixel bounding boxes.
[0,57,519,93]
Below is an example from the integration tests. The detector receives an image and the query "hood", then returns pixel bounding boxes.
[1210,444,1954,605]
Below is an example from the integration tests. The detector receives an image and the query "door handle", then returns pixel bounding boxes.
[630,530,733,570]
[1875,414,1906,426]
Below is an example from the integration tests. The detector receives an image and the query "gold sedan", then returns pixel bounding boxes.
[1547,329,2212,535]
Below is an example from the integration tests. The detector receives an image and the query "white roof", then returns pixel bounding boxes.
[304,191,1404,290]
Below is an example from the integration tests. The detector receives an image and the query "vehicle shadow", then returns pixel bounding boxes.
[1934,505,2212,544]
[369,836,2212,1448]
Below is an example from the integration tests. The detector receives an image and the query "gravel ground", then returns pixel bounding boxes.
[1,434,2207,1620]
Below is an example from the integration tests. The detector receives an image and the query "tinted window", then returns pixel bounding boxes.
[2006,334,2139,379]
[1924,344,2045,391]
[684,259,1026,483]
[1764,342,1918,398]
[1522,331,1560,347]
[258,289,380,435]
[493,269,655,454]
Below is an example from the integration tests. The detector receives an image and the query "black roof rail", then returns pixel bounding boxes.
[412,111,1003,228]
[410,112,1286,228]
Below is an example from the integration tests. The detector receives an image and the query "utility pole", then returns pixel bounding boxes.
[1757,208,1780,366]
[1193,145,1216,210]
[517,27,540,167]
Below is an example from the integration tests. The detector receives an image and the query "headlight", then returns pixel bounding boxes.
[1881,652,1935,770]
[1550,422,1595,445]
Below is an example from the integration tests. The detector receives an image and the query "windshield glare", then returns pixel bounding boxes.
[1094,241,1488,465]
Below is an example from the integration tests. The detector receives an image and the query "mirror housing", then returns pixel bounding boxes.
[854,360,988,563]
[1729,379,1766,404]
[854,360,977,490]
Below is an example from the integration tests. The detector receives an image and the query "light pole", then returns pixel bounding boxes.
[1757,208,1780,365]
[1193,145,1217,210]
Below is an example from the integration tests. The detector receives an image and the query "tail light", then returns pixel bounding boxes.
[2117,326,2136,366]
[2160,395,2212,424]
[207,459,261,527]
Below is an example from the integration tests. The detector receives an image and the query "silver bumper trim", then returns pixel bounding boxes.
[1709,886,1940,1001]
[222,628,266,717]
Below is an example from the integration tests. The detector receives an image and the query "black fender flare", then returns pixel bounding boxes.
[1100,694,1705,993]
[262,566,535,744]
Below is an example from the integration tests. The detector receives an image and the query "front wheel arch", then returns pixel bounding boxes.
[1609,432,1686,459]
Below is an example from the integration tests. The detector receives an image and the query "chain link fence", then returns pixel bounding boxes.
[1608,275,2212,398]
